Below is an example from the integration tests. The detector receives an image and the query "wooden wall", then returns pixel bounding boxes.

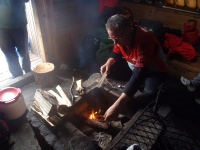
[120,1,200,31]
[120,1,200,79]
[52,0,101,63]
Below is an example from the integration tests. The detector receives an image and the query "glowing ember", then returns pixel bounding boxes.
[89,110,95,120]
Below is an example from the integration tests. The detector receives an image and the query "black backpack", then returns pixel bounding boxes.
[78,35,100,71]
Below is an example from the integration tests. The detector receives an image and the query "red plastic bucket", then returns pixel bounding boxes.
[0,87,26,120]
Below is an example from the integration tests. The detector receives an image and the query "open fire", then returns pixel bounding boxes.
[67,87,136,149]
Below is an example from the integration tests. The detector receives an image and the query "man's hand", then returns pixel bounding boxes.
[104,93,131,122]
[100,58,116,75]
[104,103,120,122]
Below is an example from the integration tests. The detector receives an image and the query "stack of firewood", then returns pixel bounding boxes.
[30,85,73,127]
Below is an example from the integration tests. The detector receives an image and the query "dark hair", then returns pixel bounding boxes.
[105,14,129,32]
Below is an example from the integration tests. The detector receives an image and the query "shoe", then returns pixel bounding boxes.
[195,98,200,105]
[180,76,190,86]
[180,76,196,92]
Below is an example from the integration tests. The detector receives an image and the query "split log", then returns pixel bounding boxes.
[56,85,72,106]
[48,90,67,105]
[30,106,55,127]
[33,63,57,87]
[34,89,52,116]
[37,89,58,105]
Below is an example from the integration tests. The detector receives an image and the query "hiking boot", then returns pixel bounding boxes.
[180,76,196,92]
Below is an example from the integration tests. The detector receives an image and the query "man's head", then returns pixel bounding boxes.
[106,14,132,47]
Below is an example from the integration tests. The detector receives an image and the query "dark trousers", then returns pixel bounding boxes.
[143,72,167,96]
[131,72,167,107]
[0,27,31,77]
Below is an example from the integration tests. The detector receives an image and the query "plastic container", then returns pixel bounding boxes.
[0,87,26,120]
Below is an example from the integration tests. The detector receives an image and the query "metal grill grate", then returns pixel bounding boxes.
[110,106,200,150]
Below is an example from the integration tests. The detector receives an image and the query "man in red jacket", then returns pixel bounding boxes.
[100,14,168,121]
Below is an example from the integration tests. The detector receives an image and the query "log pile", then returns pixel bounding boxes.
[30,85,72,127]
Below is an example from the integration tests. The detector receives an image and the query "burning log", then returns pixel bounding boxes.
[75,115,109,130]
[85,119,109,130]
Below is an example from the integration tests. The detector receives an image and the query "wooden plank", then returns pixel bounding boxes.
[57,18,100,39]
[167,59,200,79]
[34,0,59,64]
[0,72,35,89]
[55,11,100,29]
[31,0,46,62]
[120,1,200,31]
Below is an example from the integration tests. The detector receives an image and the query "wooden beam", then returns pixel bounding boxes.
[34,0,60,65]
[30,0,46,62]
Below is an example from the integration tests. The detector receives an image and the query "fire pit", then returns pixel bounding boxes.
[28,74,200,150]
[65,83,137,149]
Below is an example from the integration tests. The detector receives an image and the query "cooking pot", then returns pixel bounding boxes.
[0,87,26,120]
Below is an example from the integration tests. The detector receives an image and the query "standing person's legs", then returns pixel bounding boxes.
[0,28,23,78]
[191,73,200,87]
[191,74,200,100]
[13,26,31,73]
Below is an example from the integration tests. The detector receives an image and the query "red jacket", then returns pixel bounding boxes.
[163,33,198,61]
[99,0,118,13]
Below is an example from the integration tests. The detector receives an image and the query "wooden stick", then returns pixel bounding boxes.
[97,73,107,88]
[70,77,74,104]
[56,85,72,107]
[76,79,84,95]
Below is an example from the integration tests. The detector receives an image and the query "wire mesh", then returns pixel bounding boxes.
[110,106,200,150]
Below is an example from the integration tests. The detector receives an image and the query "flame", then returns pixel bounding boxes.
[89,109,95,120]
